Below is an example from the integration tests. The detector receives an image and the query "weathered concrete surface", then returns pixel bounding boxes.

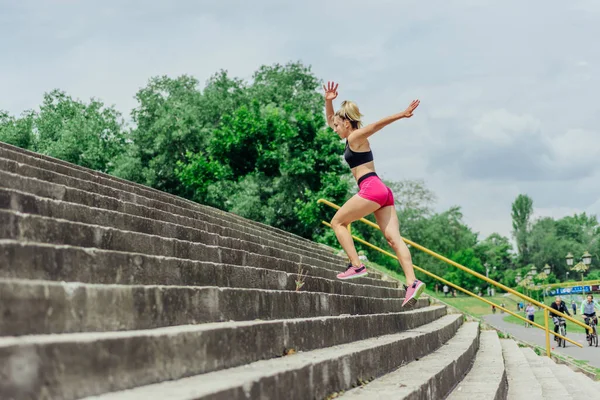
[0,209,392,289]
[0,141,325,248]
[447,330,507,400]
[0,240,400,298]
[79,315,463,400]
[501,339,544,400]
[521,348,571,399]
[0,182,353,269]
[0,141,441,400]
[342,322,479,399]
[549,361,598,397]
[0,148,343,262]
[0,278,429,336]
[0,193,345,275]
[0,306,447,400]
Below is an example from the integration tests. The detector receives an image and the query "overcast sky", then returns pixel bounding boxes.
[1,0,599,241]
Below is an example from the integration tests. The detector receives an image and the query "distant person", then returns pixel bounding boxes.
[492,305,496,314]
[572,300,577,315]
[525,303,535,327]
[443,285,449,297]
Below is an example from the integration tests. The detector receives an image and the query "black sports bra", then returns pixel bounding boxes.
[344,140,374,168]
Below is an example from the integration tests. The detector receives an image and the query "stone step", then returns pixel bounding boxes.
[0,143,321,248]
[447,330,507,400]
[0,145,344,263]
[0,181,350,275]
[0,240,401,298]
[78,314,463,400]
[0,278,429,336]
[0,177,360,276]
[556,362,600,391]
[520,348,572,399]
[0,208,392,290]
[500,339,544,400]
[0,305,447,400]
[539,359,590,398]
[340,321,479,399]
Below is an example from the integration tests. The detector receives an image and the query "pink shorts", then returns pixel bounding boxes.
[357,173,394,208]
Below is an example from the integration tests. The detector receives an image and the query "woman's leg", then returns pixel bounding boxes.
[374,205,425,306]
[373,205,417,286]
[330,194,381,267]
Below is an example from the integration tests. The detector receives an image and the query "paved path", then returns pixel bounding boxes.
[482,313,600,368]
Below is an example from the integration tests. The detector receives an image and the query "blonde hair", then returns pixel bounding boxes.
[335,100,363,129]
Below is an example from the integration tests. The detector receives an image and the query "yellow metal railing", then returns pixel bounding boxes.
[317,198,591,356]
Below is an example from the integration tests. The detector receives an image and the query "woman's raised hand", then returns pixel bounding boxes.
[323,81,339,101]
[401,99,420,118]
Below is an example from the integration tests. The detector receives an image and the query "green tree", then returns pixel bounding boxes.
[443,248,485,291]
[1,90,127,174]
[175,61,350,238]
[383,178,437,217]
[474,232,515,272]
[528,213,600,280]
[129,75,207,194]
[511,194,534,264]
[0,110,35,149]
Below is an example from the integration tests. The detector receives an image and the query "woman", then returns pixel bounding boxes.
[525,303,535,327]
[323,81,424,307]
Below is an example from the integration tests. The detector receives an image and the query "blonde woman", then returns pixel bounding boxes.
[323,81,424,307]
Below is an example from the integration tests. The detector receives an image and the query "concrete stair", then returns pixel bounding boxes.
[1,140,598,400]
[447,330,507,400]
[499,338,600,400]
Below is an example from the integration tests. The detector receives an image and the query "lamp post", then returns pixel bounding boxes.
[539,264,552,303]
[485,263,497,296]
[567,251,593,296]
[528,265,537,280]
[583,251,592,267]
[566,253,574,268]
[543,264,551,275]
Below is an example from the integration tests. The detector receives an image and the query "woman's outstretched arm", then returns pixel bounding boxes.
[349,99,420,144]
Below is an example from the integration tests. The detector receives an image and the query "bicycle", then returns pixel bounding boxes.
[585,316,598,347]
[553,317,567,348]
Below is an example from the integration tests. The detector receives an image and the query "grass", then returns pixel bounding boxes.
[503,310,545,325]
[555,354,600,380]
[440,295,518,318]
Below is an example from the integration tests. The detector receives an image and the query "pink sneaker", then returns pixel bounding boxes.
[337,264,368,280]
[402,280,426,307]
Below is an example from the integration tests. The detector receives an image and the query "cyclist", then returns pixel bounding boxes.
[550,296,571,340]
[580,294,600,339]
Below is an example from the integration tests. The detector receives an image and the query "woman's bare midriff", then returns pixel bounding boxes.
[351,162,376,182]
[347,139,376,182]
